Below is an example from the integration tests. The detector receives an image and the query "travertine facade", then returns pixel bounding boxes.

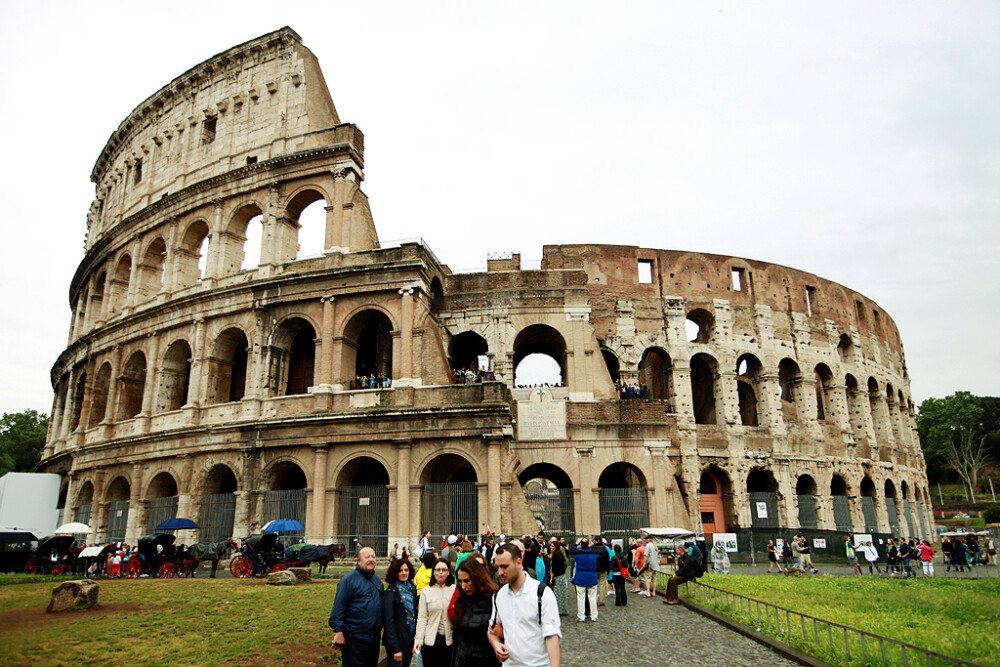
[41,28,934,549]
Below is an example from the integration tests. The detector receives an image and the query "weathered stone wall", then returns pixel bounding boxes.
[40,28,934,549]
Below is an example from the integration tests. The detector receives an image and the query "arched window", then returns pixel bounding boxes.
[685,308,714,343]
[815,363,834,421]
[177,220,210,286]
[207,328,249,404]
[449,331,489,372]
[264,461,308,543]
[830,474,853,532]
[778,358,802,422]
[69,371,87,431]
[226,205,265,273]
[690,353,718,425]
[147,472,178,533]
[342,310,393,384]
[598,463,650,539]
[747,469,780,528]
[117,351,147,419]
[736,354,762,426]
[157,340,192,412]
[274,319,316,396]
[286,190,328,260]
[137,238,167,302]
[109,254,131,314]
[699,467,732,533]
[88,362,112,427]
[601,349,621,384]
[519,463,575,534]
[420,454,477,539]
[200,464,238,544]
[513,325,567,387]
[638,347,672,403]
[795,474,818,528]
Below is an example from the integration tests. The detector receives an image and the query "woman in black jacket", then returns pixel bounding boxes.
[450,558,500,667]
[548,538,568,616]
[382,558,417,666]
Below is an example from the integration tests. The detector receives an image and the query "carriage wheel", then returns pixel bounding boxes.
[158,563,176,579]
[229,555,253,579]
[125,558,142,579]
[52,564,66,576]
[271,562,288,572]
[23,558,37,574]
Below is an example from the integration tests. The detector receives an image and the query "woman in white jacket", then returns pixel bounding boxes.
[414,558,455,666]
[855,541,883,575]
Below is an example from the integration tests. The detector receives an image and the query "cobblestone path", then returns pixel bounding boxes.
[559,590,799,667]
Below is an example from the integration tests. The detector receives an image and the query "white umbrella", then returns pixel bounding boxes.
[54,522,92,535]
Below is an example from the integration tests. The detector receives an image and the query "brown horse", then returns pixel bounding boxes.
[187,538,238,578]
[315,544,347,574]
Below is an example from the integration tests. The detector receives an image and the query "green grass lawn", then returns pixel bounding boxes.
[679,573,1000,667]
[0,578,343,666]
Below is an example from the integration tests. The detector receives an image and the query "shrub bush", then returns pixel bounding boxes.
[983,503,1000,523]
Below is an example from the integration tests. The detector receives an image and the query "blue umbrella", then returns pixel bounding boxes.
[156,517,199,530]
[262,519,305,533]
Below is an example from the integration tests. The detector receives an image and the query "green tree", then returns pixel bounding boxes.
[918,392,990,502]
[0,409,50,475]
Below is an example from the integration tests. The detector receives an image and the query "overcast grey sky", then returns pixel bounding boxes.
[1,1,997,416]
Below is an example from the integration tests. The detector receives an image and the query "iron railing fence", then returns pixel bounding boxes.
[678,580,988,667]
[524,489,575,535]
[598,488,650,539]
[421,483,478,538]
[200,493,236,544]
[148,497,178,534]
[338,486,389,557]
[106,500,130,543]
[263,489,307,544]
[75,504,91,527]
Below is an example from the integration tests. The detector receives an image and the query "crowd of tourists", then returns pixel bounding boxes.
[614,381,650,400]
[328,530,710,667]
[352,373,392,390]
[450,368,497,384]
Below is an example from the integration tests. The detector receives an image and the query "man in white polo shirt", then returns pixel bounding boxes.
[488,543,561,667]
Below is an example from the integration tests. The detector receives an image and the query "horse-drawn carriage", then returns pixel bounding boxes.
[0,530,36,574]
[23,535,81,575]
[125,534,179,578]
[229,533,284,578]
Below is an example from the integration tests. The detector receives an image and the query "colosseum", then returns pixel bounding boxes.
[40,27,934,554]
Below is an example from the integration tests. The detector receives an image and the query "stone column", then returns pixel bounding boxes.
[398,287,415,385]
[76,357,97,436]
[206,199,225,280]
[124,240,142,314]
[185,318,208,414]
[396,442,412,542]
[576,446,598,535]
[137,334,160,433]
[316,296,336,391]
[647,442,669,526]
[758,374,785,433]
[233,490,252,537]
[312,445,329,543]
[717,370,739,426]
[60,366,77,438]
[486,438,502,533]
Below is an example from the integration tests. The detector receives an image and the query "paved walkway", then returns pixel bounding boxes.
[560,589,799,667]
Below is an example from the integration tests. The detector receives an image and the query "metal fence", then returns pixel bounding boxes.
[421,483,478,538]
[339,485,389,556]
[832,496,853,532]
[679,580,987,667]
[903,500,917,537]
[797,495,818,529]
[148,497,178,534]
[106,500,129,543]
[263,489,307,544]
[598,488,650,539]
[748,492,780,529]
[75,504,91,527]
[524,488,575,534]
[200,493,236,543]
[886,498,900,535]
[861,497,879,533]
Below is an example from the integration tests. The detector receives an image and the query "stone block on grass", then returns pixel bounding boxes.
[266,570,298,585]
[47,579,100,613]
[288,567,312,582]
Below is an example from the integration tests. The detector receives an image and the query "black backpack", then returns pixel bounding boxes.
[596,547,610,572]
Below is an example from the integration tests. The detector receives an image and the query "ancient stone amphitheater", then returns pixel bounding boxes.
[40,28,933,552]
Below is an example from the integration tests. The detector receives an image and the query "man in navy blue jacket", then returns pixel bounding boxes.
[568,538,600,622]
[329,547,384,666]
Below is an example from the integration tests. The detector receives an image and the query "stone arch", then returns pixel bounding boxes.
[449,331,489,372]
[419,452,479,539]
[795,473,819,528]
[207,327,250,404]
[266,459,309,490]
[814,363,834,421]
[736,353,763,426]
[106,476,131,501]
[263,458,309,541]
[837,333,853,362]
[335,454,391,551]
[429,276,445,313]
[225,202,265,273]
[868,377,890,444]
[146,471,179,498]
[105,475,132,543]
[341,308,395,383]
[69,370,87,431]
[513,324,568,387]
[284,186,330,260]
[519,462,575,534]
[137,237,167,302]
[699,466,733,533]
[830,473,853,532]
[75,481,95,526]
[601,348,621,385]
[88,362,112,427]
[859,474,879,532]
[690,352,719,425]
[202,464,239,495]
[778,358,802,422]
[638,347,672,402]
[269,317,317,396]
[884,478,901,534]
[685,307,714,343]
[176,219,211,286]
[108,253,132,314]
[598,462,650,538]
[156,339,192,412]
[91,271,106,322]
[117,351,147,420]
[747,468,781,528]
